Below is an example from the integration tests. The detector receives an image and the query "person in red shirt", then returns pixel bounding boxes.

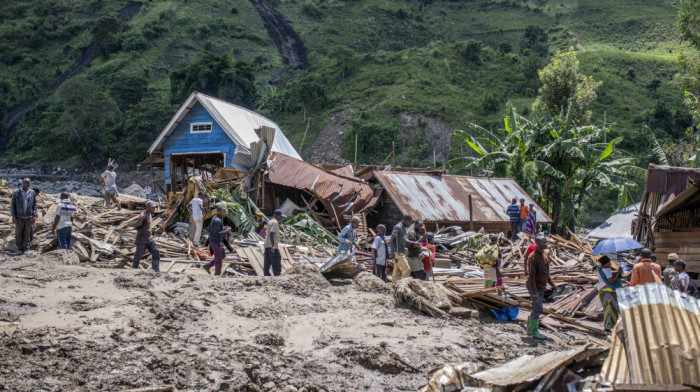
[421,232,436,281]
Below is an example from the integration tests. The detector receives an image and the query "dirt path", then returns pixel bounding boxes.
[0,253,577,391]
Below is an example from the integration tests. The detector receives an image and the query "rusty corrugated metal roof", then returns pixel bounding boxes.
[329,165,356,179]
[373,172,553,224]
[588,203,640,240]
[266,152,381,224]
[601,283,700,386]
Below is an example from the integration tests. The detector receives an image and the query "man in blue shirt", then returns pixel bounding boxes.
[506,198,520,241]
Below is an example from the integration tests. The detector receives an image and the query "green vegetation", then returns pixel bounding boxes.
[0,0,695,227]
[456,102,644,233]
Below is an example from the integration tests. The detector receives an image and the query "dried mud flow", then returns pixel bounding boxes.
[0,253,581,391]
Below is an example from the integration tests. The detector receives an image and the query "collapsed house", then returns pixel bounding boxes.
[634,164,700,285]
[260,152,382,231]
[370,171,553,232]
[143,91,301,191]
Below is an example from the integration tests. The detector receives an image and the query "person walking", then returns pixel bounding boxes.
[187,192,206,245]
[391,214,413,283]
[629,248,662,287]
[506,198,520,240]
[670,259,691,293]
[407,220,427,280]
[101,165,120,210]
[526,235,557,340]
[203,206,229,276]
[263,209,285,276]
[371,224,390,282]
[525,203,537,235]
[338,216,360,254]
[595,255,623,332]
[132,201,160,271]
[663,253,679,286]
[477,234,501,287]
[51,192,76,250]
[11,178,37,255]
[519,198,529,233]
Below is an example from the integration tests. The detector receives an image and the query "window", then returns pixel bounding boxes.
[190,122,212,133]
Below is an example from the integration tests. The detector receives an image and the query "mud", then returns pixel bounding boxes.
[0,252,582,391]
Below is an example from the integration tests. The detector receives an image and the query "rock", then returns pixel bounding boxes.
[122,183,146,198]
[283,386,298,392]
[4,238,18,253]
[262,381,275,390]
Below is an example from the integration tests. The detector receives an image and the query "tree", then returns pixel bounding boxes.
[109,72,148,110]
[520,25,549,57]
[676,0,700,166]
[451,102,642,233]
[32,77,121,163]
[170,52,256,108]
[535,47,602,124]
[283,73,327,116]
[119,96,174,163]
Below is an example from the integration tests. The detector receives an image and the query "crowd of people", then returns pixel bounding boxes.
[7,170,698,342]
[506,198,537,240]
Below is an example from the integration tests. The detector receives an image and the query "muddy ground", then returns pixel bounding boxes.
[0,253,582,391]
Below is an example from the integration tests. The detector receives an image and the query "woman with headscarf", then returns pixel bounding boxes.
[596,255,623,332]
[525,203,537,235]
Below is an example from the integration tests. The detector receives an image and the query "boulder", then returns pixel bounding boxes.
[122,183,146,198]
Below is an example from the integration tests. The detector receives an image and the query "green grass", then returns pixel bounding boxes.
[0,0,691,172]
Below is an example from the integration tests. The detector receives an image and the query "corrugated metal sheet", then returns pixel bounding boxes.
[588,203,640,240]
[266,152,382,225]
[655,184,700,218]
[601,283,700,386]
[373,172,553,224]
[329,165,356,179]
[148,92,301,160]
[469,346,603,387]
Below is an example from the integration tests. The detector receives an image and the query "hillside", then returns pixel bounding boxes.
[0,1,691,171]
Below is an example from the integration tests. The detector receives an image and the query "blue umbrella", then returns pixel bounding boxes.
[592,237,644,255]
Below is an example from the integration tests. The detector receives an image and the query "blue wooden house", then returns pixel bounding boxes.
[146,92,301,190]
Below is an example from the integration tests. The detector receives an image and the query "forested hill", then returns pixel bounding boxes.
[0,0,692,170]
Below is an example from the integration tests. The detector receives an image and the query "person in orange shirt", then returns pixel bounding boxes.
[519,198,529,233]
[630,248,662,286]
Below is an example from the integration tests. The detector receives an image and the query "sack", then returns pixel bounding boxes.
[475,244,499,266]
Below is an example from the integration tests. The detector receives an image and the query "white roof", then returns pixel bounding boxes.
[148,91,301,160]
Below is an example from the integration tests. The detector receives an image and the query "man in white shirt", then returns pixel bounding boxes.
[263,209,285,276]
[51,192,76,249]
[187,192,206,245]
[101,165,120,210]
[371,224,390,282]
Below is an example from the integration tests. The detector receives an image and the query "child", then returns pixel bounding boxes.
[421,232,436,281]
[371,224,390,282]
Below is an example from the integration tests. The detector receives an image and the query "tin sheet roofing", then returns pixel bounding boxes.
[373,172,552,224]
[470,345,604,387]
[588,203,640,240]
[266,152,382,224]
[148,92,301,160]
[601,283,700,386]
